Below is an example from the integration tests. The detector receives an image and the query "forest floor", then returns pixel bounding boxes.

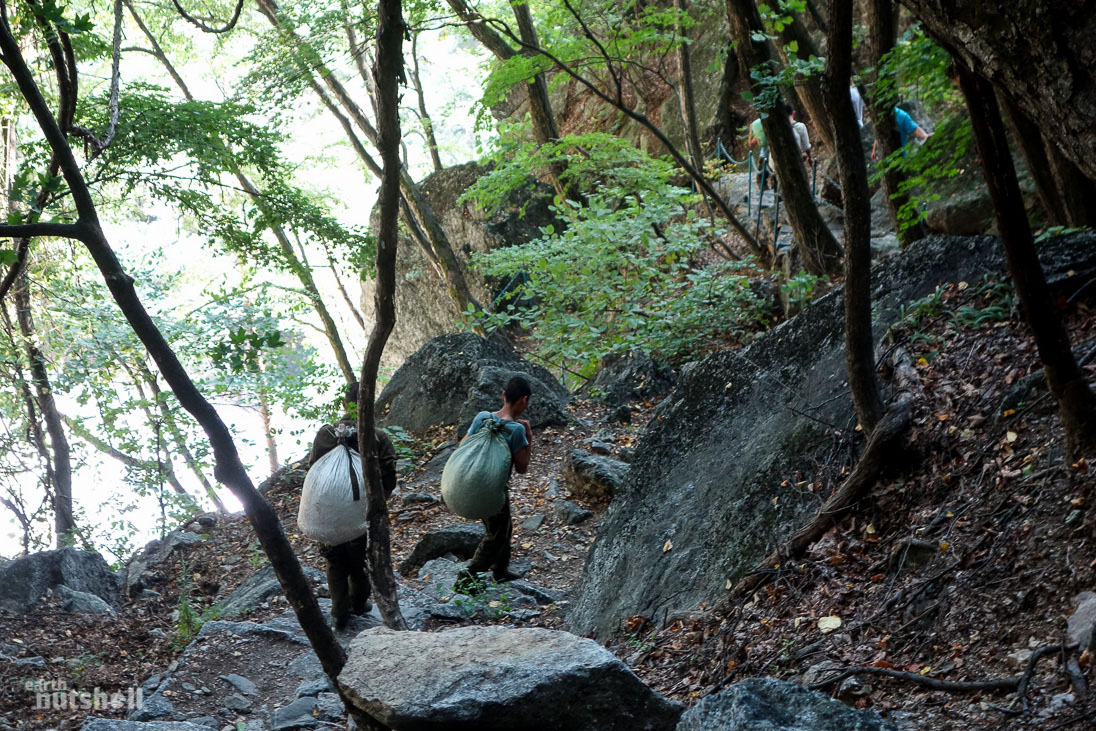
[3,266,1096,730]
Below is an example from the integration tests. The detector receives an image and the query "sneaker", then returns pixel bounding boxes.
[334,614,350,631]
[352,600,373,615]
[492,569,522,583]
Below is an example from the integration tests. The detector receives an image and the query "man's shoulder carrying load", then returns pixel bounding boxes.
[299,431,366,545]
[441,419,512,520]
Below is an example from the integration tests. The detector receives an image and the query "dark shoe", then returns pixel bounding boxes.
[334,614,350,631]
[454,569,485,594]
[352,599,373,615]
[492,569,522,583]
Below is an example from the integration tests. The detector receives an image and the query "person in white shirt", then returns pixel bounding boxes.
[850,81,865,128]
[787,103,813,166]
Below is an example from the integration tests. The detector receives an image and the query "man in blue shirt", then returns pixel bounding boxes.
[871,106,932,160]
[456,376,533,590]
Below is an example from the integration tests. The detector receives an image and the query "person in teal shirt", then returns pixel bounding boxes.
[872,106,932,160]
[456,376,532,590]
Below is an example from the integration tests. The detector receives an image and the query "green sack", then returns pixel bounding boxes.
[441,419,512,519]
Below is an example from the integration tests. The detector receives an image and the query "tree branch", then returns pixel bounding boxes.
[169,0,245,34]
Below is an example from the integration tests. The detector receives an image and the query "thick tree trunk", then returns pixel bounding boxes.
[714,45,746,150]
[362,0,409,632]
[901,0,1096,182]
[727,0,841,275]
[14,275,74,545]
[1043,138,1096,229]
[0,14,357,701]
[777,13,834,153]
[955,63,1096,458]
[822,0,883,435]
[864,0,927,245]
[995,92,1068,227]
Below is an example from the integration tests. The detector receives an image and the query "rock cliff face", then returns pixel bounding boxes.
[362,163,558,369]
[566,233,1096,639]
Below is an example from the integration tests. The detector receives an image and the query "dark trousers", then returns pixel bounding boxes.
[466,496,512,574]
[321,536,370,620]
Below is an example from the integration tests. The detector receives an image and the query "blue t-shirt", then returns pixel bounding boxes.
[895,107,920,147]
[468,411,528,455]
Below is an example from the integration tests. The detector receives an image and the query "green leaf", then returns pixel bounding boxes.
[0,249,19,266]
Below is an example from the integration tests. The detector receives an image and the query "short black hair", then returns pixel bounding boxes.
[503,376,532,404]
[345,381,360,405]
[784,101,796,118]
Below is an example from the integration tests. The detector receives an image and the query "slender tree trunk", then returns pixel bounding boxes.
[995,92,1067,227]
[409,35,443,173]
[864,0,927,245]
[823,0,882,435]
[674,0,704,169]
[727,0,841,275]
[257,387,280,475]
[0,16,361,712]
[777,13,835,152]
[714,45,745,150]
[361,0,408,632]
[14,275,73,545]
[955,62,1096,457]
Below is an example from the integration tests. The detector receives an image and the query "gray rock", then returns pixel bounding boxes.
[219,565,326,616]
[925,188,995,236]
[375,333,570,438]
[554,500,594,526]
[618,447,636,463]
[0,547,120,615]
[580,350,676,407]
[1068,592,1096,651]
[506,608,542,621]
[82,722,211,731]
[269,697,319,730]
[223,694,253,713]
[294,678,333,699]
[401,492,437,505]
[314,693,346,721]
[198,620,306,645]
[186,718,219,729]
[399,523,486,577]
[588,440,613,455]
[676,678,898,730]
[338,626,682,730]
[55,584,116,614]
[606,404,633,424]
[568,234,1096,638]
[521,514,546,531]
[288,652,325,681]
[128,693,174,721]
[219,674,258,696]
[561,450,629,501]
[545,478,563,499]
[402,443,457,489]
[125,531,204,596]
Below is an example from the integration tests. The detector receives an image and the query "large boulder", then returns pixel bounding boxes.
[219,564,327,616]
[0,547,119,614]
[568,233,1096,638]
[362,162,561,369]
[579,350,676,407]
[397,523,485,577]
[560,450,629,501]
[376,332,570,437]
[676,678,898,730]
[338,626,683,730]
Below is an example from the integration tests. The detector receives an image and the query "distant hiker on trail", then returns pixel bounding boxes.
[871,105,933,161]
[850,81,865,128]
[455,376,532,591]
[787,103,813,167]
[747,115,770,190]
[306,381,397,630]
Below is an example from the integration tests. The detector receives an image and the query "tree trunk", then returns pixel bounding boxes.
[14,274,74,545]
[1043,138,1096,229]
[955,62,1096,458]
[995,92,1067,227]
[823,0,882,435]
[362,0,409,632]
[714,44,746,150]
[257,386,280,475]
[409,35,443,174]
[0,14,361,709]
[674,0,704,170]
[777,13,834,153]
[864,0,927,245]
[727,0,841,275]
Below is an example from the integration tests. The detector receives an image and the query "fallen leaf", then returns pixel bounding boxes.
[663,539,673,552]
[1006,431,1018,443]
[818,616,842,633]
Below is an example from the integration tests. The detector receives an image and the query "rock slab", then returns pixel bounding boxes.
[397,523,485,577]
[676,678,898,730]
[560,450,629,501]
[338,626,682,730]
